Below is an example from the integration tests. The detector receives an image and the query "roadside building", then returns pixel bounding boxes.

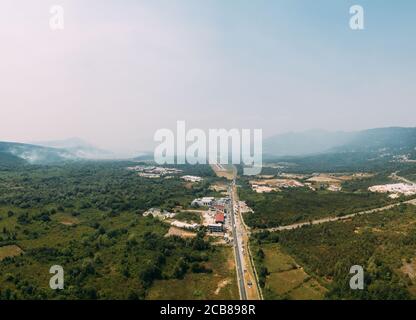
[214,197,230,206]
[213,204,227,214]
[192,197,215,207]
[208,223,223,233]
[215,212,225,224]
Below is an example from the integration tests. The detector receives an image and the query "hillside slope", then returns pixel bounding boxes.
[0,141,76,165]
[264,127,416,157]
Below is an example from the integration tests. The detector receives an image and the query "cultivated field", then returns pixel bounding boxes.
[252,243,326,300]
[258,203,416,299]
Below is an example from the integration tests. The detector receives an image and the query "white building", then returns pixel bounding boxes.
[369,183,416,196]
[192,197,215,207]
[182,175,203,183]
[208,223,223,233]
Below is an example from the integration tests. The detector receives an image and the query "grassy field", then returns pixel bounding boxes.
[174,211,202,224]
[51,212,80,226]
[147,247,239,300]
[251,243,326,300]
[0,245,23,260]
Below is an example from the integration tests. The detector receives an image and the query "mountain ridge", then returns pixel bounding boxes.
[1,127,416,166]
[32,138,114,160]
[264,127,416,157]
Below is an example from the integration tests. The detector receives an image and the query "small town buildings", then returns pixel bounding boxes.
[127,165,182,178]
[369,183,416,196]
[181,175,203,183]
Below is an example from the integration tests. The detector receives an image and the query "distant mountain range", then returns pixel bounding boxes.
[32,138,114,160]
[263,129,354,156]
[331,127,416,153]
[0,138,114,166]
[1,127,416,167]
[0,141,76,165]
[264,127,416,157]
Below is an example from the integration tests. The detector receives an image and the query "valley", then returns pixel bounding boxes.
[0,162,239,300]
[236,153,416,300]
[2,126,416,300]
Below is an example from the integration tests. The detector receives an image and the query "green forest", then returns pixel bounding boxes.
[0,162,236,300]
[239,185,395,228]
[253,204,416,299]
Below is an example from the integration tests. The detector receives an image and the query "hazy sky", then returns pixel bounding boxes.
[1,0,415,155]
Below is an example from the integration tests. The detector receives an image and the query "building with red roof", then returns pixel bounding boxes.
[215,212,225,224]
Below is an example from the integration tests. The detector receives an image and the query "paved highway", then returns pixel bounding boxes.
[229,183,247,300]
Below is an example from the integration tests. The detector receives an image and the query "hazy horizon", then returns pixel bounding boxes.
[1,0,415,155]
[1,125,412,157]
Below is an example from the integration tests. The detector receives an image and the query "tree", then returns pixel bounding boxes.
[256,248,265,261]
